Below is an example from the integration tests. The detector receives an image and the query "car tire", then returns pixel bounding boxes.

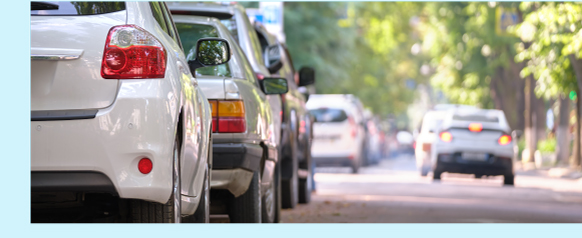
[273,161,282,223]
[433,168,442,180]
[504,173,515,186]
[281,132,298,209]
[229,170,262,223]
[129,137,181,223]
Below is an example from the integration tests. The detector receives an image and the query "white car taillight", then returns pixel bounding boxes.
[101,25,167,79]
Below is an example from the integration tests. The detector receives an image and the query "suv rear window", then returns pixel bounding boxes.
[310,108,348,123]
[31,2,125,15]
[175,23,231,77]
[452,114,499,123]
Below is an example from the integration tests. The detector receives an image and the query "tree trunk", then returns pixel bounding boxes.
[569,55,582,168]
[523,74,536,163]
[556,95,570,165]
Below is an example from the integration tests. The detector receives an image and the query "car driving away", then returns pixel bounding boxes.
[431,108,516,185]
[171,13,289,223]
[31,1,230,223]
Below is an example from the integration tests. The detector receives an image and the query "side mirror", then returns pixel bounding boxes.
[261,78,288,95]
[264,44,283,74]
[298,66,315,86]
[188,38,231,72]
[512,130,523,139]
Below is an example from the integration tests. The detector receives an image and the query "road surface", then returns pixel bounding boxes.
[280,154,582,223]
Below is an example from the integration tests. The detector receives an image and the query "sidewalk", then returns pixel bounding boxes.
[514,162,582,180]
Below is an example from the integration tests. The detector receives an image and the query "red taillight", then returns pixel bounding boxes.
[209,100,246,133]
[498,134,512,145]
[138,158,153,174]
[468,123,483,132]
[101,25,166,79]
[255,73,265,80]
[439,131,452,142]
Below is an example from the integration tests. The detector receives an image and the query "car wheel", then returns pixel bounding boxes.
[298,149,312,204]
[229,170,261,223]
[504,173,514,186]
[273,161,282,223]
[281,132,298,209]
[129,137,181,223]
[433,168,442,180]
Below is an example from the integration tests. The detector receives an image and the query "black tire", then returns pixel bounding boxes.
[475,174,483,179]
[229,170,261,223]
[504,174,515,186]
[281,131,298,209]
[273,161,282,223]
[433,168,442,180]
[351,157,360,174]
[129,138,181,223]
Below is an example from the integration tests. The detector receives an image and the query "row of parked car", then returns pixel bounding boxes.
[306,94,392,173]
[31,1,315,223]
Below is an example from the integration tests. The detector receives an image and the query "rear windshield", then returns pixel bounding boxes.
[31,2,125,15]
[453,114,499,123]
[175,23,231,77]
[310,108,348,123]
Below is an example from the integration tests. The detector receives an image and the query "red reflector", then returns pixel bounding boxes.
[468,123,483,132]
[439,131,452,142]
[138,158,153,174]
[498,135,512,145]
[218,117,246,133]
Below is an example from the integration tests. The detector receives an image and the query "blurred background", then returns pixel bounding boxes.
[235,1,582,223]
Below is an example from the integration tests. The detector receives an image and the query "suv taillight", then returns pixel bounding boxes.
[498,134,512,145]
[101,25,166,79]
[209,100,246,133]
[439,131,453,142]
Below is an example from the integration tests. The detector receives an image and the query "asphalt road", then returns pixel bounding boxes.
[280,154,582,223]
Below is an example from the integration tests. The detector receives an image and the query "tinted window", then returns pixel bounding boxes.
[310,108,348,123]
[175,23,231,77]
[150,2,169,36]
[160,2,182,50]
[31,2,125,15]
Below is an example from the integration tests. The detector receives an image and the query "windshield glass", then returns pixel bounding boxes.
[175,23,231,77]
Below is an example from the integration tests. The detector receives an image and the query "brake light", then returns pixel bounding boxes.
[498,134,512,145]
[209,100,246,133]
[439,131,452,142]
[255,73,265,80]
[101,25,166,79]
[468,123,483,132]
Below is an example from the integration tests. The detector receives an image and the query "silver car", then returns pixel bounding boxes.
[431,108,516,185]
[172,15,288,223]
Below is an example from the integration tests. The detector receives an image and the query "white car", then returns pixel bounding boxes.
[307,95,366,173]
[171,14,289,223]
[31,2,230,223]
[415,110,449,176]
[431,108,516,185]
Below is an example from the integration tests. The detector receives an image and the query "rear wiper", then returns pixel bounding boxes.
[31,2,59,11]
